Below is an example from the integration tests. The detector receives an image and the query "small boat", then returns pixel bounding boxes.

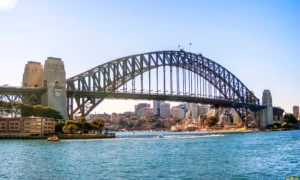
[46,136,60,142]
[157,134,164,138]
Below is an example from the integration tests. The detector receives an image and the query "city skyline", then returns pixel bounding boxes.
[0,0,299,113]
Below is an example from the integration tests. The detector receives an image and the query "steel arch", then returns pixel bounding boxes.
[66,50,259,118]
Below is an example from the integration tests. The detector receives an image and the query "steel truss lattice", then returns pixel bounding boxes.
[66,50,260,118]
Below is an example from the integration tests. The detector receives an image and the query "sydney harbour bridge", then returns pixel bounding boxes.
[0,50,284,128]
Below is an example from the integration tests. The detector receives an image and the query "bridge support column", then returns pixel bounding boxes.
[41,57,68,119]
[258,90,273,128]
[258,106,273,128]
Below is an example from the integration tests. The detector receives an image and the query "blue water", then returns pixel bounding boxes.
[0,131,299,179]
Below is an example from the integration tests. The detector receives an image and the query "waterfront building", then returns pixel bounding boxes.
[111,113,120,123]
[153,100,163,116]
[191,104,199,122]
[187,103,193,111]
[293,105,299,118]
[124,111,134,117]
[0,117,55,135]
[136,109,142,117]
[160,103,170,119]
[135,103,150,115]
[198,105,209,116]
[86,113,109,122]
[178,103,188,112]
[171,106,185,119]
[186,110,191,119]
[140,107,154,118]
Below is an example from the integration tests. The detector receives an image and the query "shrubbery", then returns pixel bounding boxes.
[273,123,281,128]
[284,114,298,124]
[206,116,219,127]
[281,122,292,128]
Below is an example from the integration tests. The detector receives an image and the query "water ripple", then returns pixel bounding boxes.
[0,131,299,179]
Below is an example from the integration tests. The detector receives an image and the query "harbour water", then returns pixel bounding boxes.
[0,130,299,179]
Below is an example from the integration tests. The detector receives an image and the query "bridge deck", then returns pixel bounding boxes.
[67,91,265,109]
[0,87,46,94]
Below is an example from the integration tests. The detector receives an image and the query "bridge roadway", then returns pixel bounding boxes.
[0,86,46,94]
[67,90,284,116]
[0,86,46,104]
[0,86,284,116]
[67,90,265,110]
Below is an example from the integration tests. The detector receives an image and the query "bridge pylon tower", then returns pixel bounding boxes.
[258,90,273,128]
[41,57,68,119]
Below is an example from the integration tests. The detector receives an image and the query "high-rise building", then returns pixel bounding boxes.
[171,106,185,119]
[135,103,150,115]
[293,105,299,118]
[198,105,209,116]
[178,103,188,112]
[191,104,199,122]
[160,103,170,119]
[153,100,163,116]
[191,104,209,122]
[187,103,193,111]
[140,107,154,118]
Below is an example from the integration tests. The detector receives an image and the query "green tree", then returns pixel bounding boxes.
[75,116,89,133]
[65,120,76,125]
[21,104,34,117]
[0,101,63,120]
[206,116,219,127]
[284,114,298,124]
[63,124,78,134]
[119,119,128,126]
[55,120,66,133]
[130,115,138,121]
[91,117,105,134]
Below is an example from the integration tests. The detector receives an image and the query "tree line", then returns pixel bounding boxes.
[0,101,63,120]
[55,116,105,134]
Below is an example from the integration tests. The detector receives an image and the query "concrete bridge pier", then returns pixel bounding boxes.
[258,90,274,128]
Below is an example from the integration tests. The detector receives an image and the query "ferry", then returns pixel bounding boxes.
[46,136,60,142]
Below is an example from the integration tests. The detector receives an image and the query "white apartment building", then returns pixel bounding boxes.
[160,103,170,119]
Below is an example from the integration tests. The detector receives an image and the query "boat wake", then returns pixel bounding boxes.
[163,134,224,139]
[61,134,224,142]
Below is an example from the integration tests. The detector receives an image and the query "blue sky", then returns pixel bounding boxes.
[0,0,299,113]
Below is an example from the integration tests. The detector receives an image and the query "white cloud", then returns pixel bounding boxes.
[0,0,18,11]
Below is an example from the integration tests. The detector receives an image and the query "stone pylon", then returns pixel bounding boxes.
[41,57,67,119]
[258,90,273,128]
[22,61,43,88]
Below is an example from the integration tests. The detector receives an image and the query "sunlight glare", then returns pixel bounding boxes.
[0,0,18,11]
